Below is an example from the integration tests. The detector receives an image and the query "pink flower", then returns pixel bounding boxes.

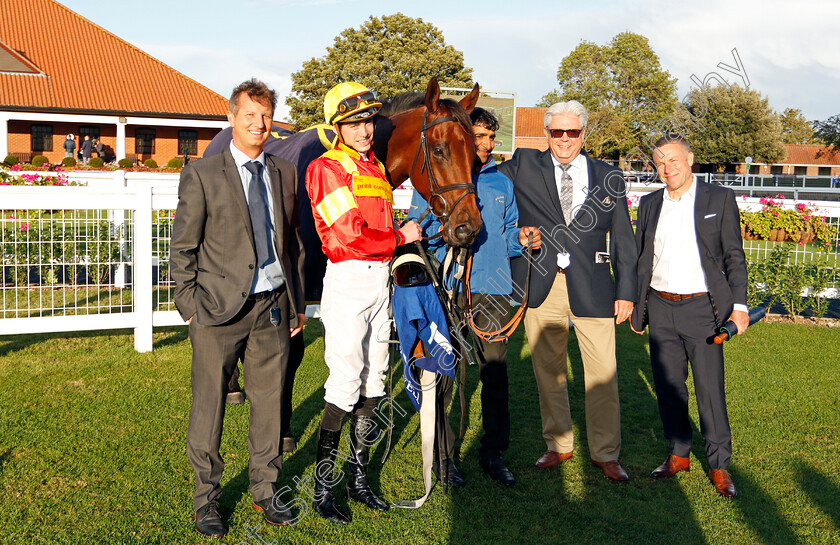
[20,224,29,231]
[741,195,747,201]
[799,241,805,245]
[773,211,779,217]
[11,164,21,171]
[7,215,15,219]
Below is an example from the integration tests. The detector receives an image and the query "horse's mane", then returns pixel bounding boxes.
[380,91,473,135]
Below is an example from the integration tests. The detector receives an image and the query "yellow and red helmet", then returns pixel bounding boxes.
[323,82,382,126]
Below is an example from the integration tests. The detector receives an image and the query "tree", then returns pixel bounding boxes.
[286,13,473,129]
[675,84,785,167]
[813,114,840,150]
[779,108,818,144]
[540,32,678,161]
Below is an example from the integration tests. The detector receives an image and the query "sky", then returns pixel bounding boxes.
[57,0,839,123]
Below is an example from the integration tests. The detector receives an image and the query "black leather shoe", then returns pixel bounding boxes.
[433,458,466,488]
[253,497,293,526]
[195,500,227,539]
[480,456,516,486]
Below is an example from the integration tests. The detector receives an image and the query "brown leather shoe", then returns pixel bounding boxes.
[535,450,574,469]
[709,469,737,498]
[591,459,630,482]
[651,455,690,479]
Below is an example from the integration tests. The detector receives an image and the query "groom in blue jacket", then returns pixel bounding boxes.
[408,107,540,487]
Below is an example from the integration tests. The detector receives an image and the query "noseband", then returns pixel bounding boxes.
[410,110,476,237]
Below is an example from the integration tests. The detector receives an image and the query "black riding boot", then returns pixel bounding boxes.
[346,415,389,512]
[313,427,352,525]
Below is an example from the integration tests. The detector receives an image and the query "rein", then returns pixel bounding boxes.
[463,233,535,343]
[409,109,476,240]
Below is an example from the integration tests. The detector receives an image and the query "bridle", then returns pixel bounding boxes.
[408,109,476,240]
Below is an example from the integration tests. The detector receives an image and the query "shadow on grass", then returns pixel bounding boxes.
[728,466,800,544]
[0,448,11,479]
[795,461,840,535]
[0,328,133,357]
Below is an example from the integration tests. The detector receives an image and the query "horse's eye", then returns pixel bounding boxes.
[433,147,444,157]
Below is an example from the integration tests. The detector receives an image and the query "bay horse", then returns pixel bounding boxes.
[203,77,483,300]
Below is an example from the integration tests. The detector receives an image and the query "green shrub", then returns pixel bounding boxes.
[166,158,183,169]
[62,157,77,167]
[118,158,133,169]
[31,155,49,167]
[4,154,19,166]
[88,157,104,168]
[144,159,159,169]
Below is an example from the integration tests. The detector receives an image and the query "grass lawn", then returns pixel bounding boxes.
[0,320,838,544]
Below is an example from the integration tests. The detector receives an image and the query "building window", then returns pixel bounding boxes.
[178,130,198,156]
[135,129,156,154]
[794,166,807,176]
[79,125,100,142]
[771,165,783,175]
[31,124,53,152]
[818,167,831,176]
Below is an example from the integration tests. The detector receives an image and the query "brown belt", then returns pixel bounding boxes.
[651,288,706,301]
[558,268,566,275]
[248,285,285,301]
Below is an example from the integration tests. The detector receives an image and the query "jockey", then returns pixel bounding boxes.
[305,82,421,524]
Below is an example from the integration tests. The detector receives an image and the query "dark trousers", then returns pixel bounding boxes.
[648,292,732,470]
[229,332,304,439]
[438,293,511,462]
[186,288,291,511]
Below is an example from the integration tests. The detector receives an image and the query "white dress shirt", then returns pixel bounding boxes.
[229,141,285,294]
[650,177,708,294]
[649,176,748,313]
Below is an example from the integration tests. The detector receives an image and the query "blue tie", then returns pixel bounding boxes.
[244,161,275,267]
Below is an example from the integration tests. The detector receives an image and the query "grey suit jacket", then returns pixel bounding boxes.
[498,149,638,318]
[630,180,747,330]
[170,147,305,327]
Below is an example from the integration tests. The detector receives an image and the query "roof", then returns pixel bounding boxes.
[0,0,227,118]
[516,107,547,138]
[782,144,840,166]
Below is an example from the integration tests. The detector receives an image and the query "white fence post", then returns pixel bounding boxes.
[134,185,154,352]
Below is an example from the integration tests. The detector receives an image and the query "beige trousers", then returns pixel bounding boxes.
[523,272,621,462]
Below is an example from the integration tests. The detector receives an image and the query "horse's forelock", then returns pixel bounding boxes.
[380,93,474,136]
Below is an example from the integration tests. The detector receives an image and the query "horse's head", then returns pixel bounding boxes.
[377,78,483,247]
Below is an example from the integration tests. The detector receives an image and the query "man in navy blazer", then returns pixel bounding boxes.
[498,100,638,482]
[630,134,748,498]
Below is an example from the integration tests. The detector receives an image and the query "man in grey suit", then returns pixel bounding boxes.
[630,134,748,498]
[170,79,306,537]
[497,100,638,482]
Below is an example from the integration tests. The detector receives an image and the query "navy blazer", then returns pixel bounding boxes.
[629,180,748,330]
[498,149,638,318]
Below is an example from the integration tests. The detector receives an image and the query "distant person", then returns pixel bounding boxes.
[63,134,76,159]
[80,135,92,165]
[94,138,105,160]
[631,134,748,498]
[833,172,840,188]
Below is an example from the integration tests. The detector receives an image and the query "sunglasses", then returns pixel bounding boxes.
[547,128,582,139]
[330,91,378,123]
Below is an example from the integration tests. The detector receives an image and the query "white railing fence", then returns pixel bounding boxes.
[2,177,839,352]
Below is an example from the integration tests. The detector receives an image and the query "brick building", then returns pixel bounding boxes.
[0,0,228,165]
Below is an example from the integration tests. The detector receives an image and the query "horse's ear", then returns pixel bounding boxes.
[460,83,480,113]
[425,76,440,113]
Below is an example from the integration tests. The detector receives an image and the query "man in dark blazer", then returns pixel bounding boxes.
[170,79,306,537]
[630,134,748,498]
[498,100,638,482]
